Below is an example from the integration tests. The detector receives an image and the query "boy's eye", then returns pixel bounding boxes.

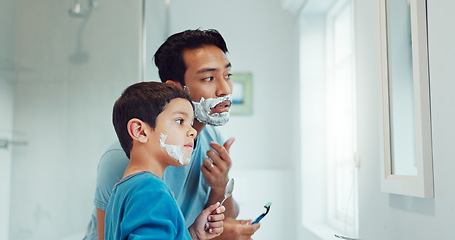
[225,73,232,80]
[176,119,183,124]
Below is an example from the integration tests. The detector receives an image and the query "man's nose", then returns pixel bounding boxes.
[215,78,231,97]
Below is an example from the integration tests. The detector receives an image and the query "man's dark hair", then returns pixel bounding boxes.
[154,29,229,86]
[112,82,193,158]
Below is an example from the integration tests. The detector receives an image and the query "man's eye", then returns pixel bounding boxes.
[202,76,214,82]
[176,119,183,124]
[225,73,232,80]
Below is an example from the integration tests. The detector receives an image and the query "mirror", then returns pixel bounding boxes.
[379,0,434,198]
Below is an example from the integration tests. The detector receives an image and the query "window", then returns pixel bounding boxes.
[299,0,358,238]
[325,0,358,235]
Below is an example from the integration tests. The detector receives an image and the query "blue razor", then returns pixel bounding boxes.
[252,202,272,224]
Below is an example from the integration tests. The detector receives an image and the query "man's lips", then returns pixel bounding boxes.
[184,142,194,149]
[210,101,231,114]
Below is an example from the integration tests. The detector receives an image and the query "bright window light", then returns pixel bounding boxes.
[299,0,358,238]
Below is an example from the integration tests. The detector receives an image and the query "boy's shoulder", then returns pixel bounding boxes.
[116,172,168,194]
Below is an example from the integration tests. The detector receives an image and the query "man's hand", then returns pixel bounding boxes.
[201,138,239,218]
[213,217,261,240]
[201,138,235,191]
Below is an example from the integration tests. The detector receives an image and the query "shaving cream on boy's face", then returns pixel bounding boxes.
[160,133,191,166]
[192,95,232,126]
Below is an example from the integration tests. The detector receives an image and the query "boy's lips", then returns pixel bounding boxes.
[210,100,231,114]
[184,142,194,149]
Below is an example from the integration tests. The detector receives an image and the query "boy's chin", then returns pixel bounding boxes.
[170,157,190,167]
[179,158,191,166]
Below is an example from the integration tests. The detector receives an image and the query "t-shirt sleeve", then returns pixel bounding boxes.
[94,148,129,211]
[123,188,187,240]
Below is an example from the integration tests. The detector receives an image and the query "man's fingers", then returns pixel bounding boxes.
[208,142,232,166]
[236,219,252,225]
[240,222,260,235]
[223,137,235,153]
[203,158,215,168]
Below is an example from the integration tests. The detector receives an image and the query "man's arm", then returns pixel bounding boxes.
[214,218,261,240]
[96,208,106,240]
[93,144,129,240]
[201,138,239,218]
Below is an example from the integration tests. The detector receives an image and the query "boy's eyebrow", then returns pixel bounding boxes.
[174,111,189,115]
[173,111,192,118]
[196,63,231,74]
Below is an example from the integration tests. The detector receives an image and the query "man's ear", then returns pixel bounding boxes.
[165,80,184,90]
[127,118,148,143]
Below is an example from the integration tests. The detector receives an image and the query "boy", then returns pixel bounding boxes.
[105,82,225,239]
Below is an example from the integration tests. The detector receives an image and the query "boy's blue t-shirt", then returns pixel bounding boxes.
[104,171,191,240]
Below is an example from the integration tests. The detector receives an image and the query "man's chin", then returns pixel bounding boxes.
[197,113,230,126]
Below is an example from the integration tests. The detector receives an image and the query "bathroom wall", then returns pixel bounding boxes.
[0,0,15,239]
[355,0,455,239]
[7,0,142,239]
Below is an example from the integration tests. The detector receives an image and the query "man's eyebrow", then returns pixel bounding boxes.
[195,62,232,74]
[196,68,217,74]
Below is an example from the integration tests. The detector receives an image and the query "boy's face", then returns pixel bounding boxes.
[181,45,233,125]
[153,98,197,166]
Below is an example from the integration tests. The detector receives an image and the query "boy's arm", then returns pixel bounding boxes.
[201,138,239,218]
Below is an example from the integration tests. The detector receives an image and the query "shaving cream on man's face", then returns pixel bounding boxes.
[160,133,191,166]
[192,95,231,126]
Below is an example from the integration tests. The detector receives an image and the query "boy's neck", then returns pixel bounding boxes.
[124,150,166,179]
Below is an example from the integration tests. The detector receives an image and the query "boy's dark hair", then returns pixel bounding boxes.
[154,29,229,86]
[112,82,193,158]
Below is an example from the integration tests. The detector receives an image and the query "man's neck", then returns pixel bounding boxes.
[193,120,206,137]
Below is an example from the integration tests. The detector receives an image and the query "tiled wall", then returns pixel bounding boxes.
[8,0,142,239]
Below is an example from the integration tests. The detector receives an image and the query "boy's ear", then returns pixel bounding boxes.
[127,118,148,143]
[165,80,184,90]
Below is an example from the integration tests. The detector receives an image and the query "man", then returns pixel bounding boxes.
[83,29,260,240]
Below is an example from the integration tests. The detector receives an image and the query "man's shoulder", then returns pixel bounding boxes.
[99,141,126,162]
[105,140,123,153]
[97,140,129,177]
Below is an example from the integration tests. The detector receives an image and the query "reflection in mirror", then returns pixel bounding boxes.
[387,0,417,175]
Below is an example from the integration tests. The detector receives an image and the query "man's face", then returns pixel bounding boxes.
[182,45,233,123]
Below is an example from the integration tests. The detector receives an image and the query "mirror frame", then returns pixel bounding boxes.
[379,0,434,198]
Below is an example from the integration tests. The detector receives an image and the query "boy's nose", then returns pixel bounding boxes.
[188,127,197,139]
